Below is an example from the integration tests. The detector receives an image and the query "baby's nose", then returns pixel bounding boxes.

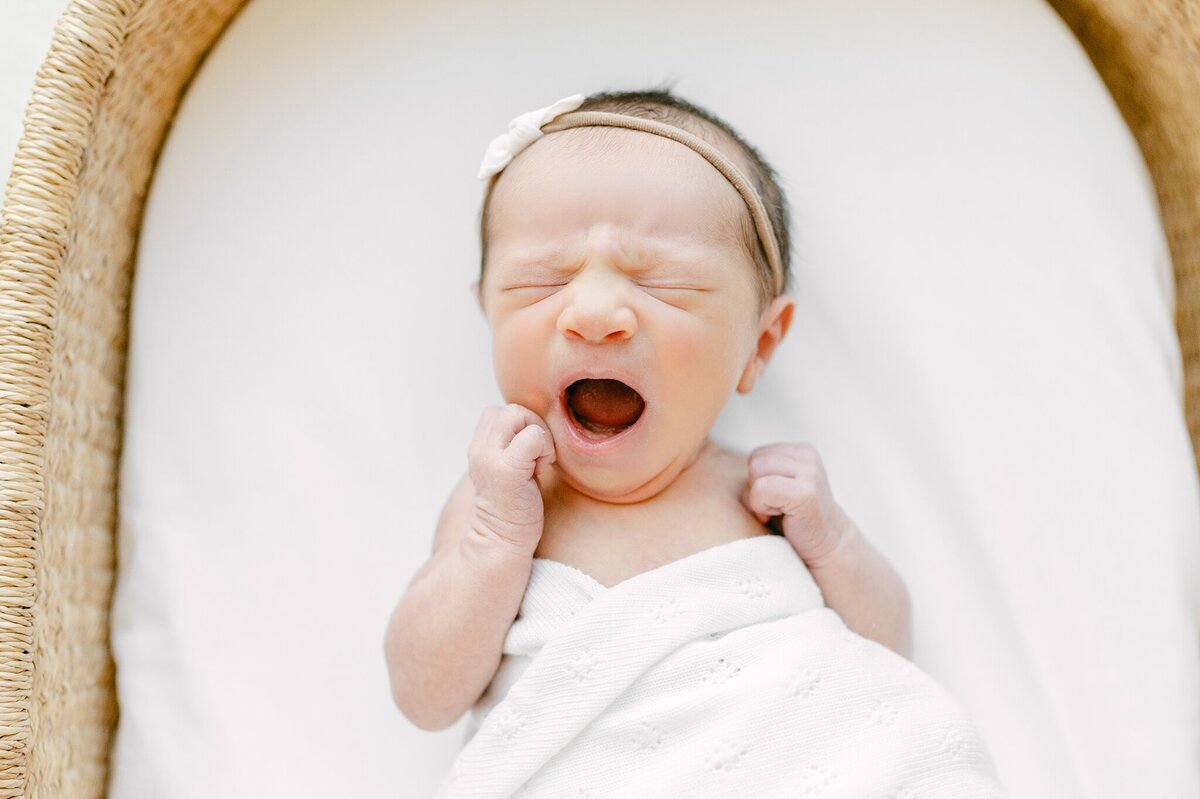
[556,281,638,344]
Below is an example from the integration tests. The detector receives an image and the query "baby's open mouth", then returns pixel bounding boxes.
[564,379,646,439]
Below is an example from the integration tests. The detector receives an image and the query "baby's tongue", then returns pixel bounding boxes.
[566,379,645,434]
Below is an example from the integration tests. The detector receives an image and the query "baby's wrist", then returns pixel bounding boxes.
[798,513,861,573]
[464,512,542,562]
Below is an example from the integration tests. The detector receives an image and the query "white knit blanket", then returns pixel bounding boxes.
[439,536,1002,798]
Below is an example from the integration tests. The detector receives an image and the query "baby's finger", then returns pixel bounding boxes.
[502,424,550,473]
[751,441,821,470]
[480,404,544,454]
[745,474,804,519]
[504,403,553,445]
[532,424,557,475]
[747,450,806,482]
[471,406,514,458]
[738,483,772,524]
[749,441,817,459]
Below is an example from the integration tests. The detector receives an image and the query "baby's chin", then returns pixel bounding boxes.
[545,444,708,505]
[546,460,674,505]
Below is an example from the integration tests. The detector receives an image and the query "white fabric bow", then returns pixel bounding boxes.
[477,94,585,180]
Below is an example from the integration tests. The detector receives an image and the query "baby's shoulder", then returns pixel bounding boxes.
[649,440,752,508]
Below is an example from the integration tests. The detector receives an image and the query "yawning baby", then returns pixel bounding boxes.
[384,88,1002,798]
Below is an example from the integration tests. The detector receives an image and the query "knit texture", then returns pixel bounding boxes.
[441,536,1001,798]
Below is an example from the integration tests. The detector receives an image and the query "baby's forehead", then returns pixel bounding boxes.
[550,122,739,159]
[492,128,753,243]
[538,125,755,188]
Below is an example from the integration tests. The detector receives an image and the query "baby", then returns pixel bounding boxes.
[385,90,999,797]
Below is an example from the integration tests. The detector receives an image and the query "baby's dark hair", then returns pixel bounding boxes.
[479,88,793,302]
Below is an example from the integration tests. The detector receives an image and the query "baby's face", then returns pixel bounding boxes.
[480,129,790,503]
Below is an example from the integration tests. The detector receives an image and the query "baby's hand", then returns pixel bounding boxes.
[467,403,557,557]
[741,442,854,570]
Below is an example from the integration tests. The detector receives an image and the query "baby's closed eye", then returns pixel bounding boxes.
[629,258,718,294]
[499,265,567,285]
[636,279,712,292]
[502,279,569,291]
[636,276,715,308]
[498,268,570,302]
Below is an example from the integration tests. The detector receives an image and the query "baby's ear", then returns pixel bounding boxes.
[737,295,795,394]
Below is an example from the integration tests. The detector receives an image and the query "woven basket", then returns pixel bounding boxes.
[0,0,1196,796]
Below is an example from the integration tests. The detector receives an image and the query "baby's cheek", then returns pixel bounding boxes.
[666,324,745,386]
[492,330,553,414]
[651,338,735,436]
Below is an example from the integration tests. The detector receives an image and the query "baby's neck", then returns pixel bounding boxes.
[534,439,768,587]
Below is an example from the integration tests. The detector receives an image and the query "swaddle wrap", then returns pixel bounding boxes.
[439,536,1002,798]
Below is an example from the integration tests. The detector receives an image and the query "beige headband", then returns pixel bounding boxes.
[480,99,785,295]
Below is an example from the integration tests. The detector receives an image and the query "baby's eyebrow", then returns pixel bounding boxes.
[625,237,728,271]
[495,233,726,274]
[495,244,570,271]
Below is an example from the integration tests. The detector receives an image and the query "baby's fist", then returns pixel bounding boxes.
[467,404,556,554]
[741,443,853,569]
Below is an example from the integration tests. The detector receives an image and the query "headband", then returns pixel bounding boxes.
[478,94,784,295]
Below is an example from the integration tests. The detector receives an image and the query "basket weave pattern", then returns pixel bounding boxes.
[0,0,1196,796]
[1,2,247,796]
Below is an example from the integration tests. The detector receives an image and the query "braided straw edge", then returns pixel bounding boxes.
[0,4,136,795]
[0,0,248,796]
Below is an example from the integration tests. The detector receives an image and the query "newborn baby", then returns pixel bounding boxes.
[385,89,1000,798]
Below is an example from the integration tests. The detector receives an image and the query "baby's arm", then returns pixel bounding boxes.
[383,404,555,730]
[742,443,912,657]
